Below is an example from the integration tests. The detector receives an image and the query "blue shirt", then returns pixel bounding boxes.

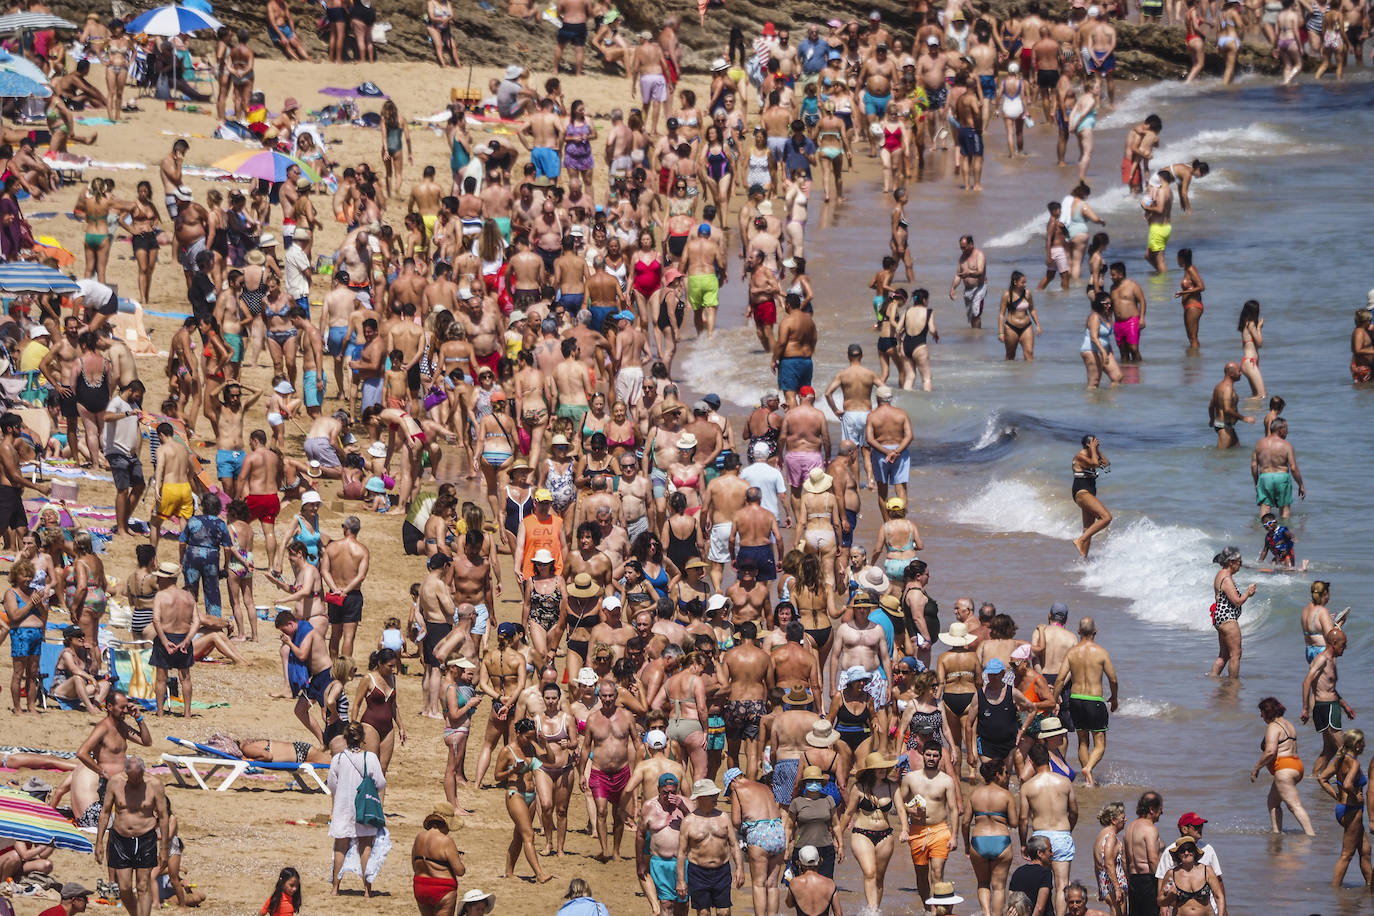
[783,136,816,176]
[798,38,829,74]
[179,514,230,557]
[868,609,896,657]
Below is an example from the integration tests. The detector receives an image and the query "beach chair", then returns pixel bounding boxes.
[37,641,82,711]
[160,737,330,794]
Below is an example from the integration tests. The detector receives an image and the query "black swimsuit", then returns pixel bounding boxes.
[1072,464,1098,498]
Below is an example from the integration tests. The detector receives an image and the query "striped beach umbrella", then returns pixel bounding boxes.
[0,261,80,294]
[126,5,222,37]
[212,149,321,184]
[0,787,94,853]
[0,13,78,33]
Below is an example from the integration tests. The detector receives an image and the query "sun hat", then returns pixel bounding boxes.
[306,460,322,479]
[803,467,833,493]
[301,490,323,505]
[926,883,964,906]
[504,64,524,80]
[938,621,975,647]
[445,657,477,669]
[550,434,571,448]
[1010,643,1032,663]
[722,767,743,793]
[857,751,897,772]
[365,478,386,494]
[676,432,698,449]
[245,249,266,266]
[689,779,721,799]
[710,57,728,71]
[783,686,812,706]
[706,594,729,612]
[531,549,555,566]
[568,573,600,598]
[1036,716,1069,739]
[423,802,458,830]
[842,665,873,687]
[274,380,295,395]
[800,765,827,783]
[806,720,840,747]
[856,565,890,594]
[461,889,495,911]
[575,667,599,686]
[367,441,387,458]
[155,561,180,578]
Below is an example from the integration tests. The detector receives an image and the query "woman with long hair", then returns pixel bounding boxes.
[74,178,126,283]
[474,391,517,522]
[698,124,734,227]
[1251,696,1314,835]
[1207,546,1254,677]
[1071,435,1112,557]
[1316,729,1371,886]
[563,99,597,187]
[996,271,1040,361]
[843,752,900,910]
[1238,299,1265,398]
[1081,293,1123,390]
[355,648,405,772]
[73,331,111,468]
[380,99,411,197]
[68,530,107,663]
[1182,0,1210,82]
[793,552,839,668]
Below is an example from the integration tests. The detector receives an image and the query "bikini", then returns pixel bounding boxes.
[666,677,704,742]
[943,668,976,717]
[970,809,1013,858]
[852,788,895,843]
[265,298,297,346]
[1331,763,1367,823]
[535,713,574,777]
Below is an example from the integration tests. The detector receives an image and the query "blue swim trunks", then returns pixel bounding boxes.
[863,91,891,117]
[530,146,561,179]
[650,855,686,902]
[776,356,814,394]
[303,370,323,408]
[9,625,42,658]
[326,326,349,356]
[345,333,364,361]
[979,74,996,100]
[215,449,245,480]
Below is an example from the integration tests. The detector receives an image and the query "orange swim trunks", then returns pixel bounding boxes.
[908,821,951,866]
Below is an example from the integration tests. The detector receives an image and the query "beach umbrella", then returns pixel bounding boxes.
[0,49,50,86]
[0,261,80,294]
[0,787,94,853]
[0,69,49,99]
[126,5,222,37]
[211,149,320,184]
[0,13,77,33]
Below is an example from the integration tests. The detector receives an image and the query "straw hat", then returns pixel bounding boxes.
[856,751,898,772]
[422,802,458,830]
[783,686,812,707]
[676,432,698,450]
[155,561,180,579]
[938,621,975,647]
[925,882,964,906]
[802,466,833,493]
[568,572,600,598]
[855,565,890,594]
[800,765,826,781]
[575,667,599,686]
[1035,716,1068,739]
[805,719,840,747]
[245,249,266,266]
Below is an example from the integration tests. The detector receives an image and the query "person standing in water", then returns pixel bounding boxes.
[1071,435,1111,558]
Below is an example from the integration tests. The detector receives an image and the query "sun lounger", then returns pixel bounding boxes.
[161,737,329,794]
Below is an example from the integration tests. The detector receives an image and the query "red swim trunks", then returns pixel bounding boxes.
[474,349,501,376]
[588,764,632,802]
[751,299,777,327]
[244,493,281,525]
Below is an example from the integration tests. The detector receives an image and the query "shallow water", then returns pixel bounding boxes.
[679,74,1374,911]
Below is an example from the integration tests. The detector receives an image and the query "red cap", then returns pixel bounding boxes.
[799,386,816,398]
[1177,812,1207,828]
[762,22,776,35]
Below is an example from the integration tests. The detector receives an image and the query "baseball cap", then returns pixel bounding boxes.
[658,771,679,787]
[984,658,1005,675]
[497,621,518,637]
[646,729,668,749]
[799,385,815,398]
[60,883,94,900]
[1049,602,1069,621]
[927,35,940,45]
[797,846,821,867]
[301,490,322,505]
[534,488,553,502]
[29,325,49,339]
[698,223,711,236]
[1178,812,1207,828]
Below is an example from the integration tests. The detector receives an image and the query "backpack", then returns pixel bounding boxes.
[353,754,385,828]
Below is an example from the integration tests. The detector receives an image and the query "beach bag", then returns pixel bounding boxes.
[423,386,447,412]
[353,755,386,828]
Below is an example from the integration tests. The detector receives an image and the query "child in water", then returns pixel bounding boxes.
[1258,512,1307,570]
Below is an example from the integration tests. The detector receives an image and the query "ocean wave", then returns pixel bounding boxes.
[677,326,782,407]
[1098,75,1259,129]
[949,478,1081,539]
[985,123,1303,249]
[1116,697,1180,719]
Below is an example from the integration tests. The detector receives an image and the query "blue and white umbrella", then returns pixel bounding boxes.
[126,5,222,37]
[0,49,49,86]
[0,69,49,99]
[0,262,80,294]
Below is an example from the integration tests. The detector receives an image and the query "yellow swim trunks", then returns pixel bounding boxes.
[158,482,194,520]
[1147,221,1172,253]
[687,273,719,311]
[422,213,437,236]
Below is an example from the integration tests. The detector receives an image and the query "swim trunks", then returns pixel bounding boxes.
[650,854,687,901]
[687,273,719,310]
[588,763,632,802]
[963,283,987,321]
[1113,315,1140,350]
[1255,471,1293,508]
[776,356,813,394]
[872,448,910,486]
[639,74,668,103]
[725,698,766,740]
[556,21,588,45]
[908,822,951,865]
[244,493,281,524]
[735,543,777,581]
[1146,222,1172,253]
[1032,828,1076,862]
[687,861,732,910]
[1067,694,1109,732]
[1312,699,1341,733]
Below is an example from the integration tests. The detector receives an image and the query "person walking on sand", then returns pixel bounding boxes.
[1070,435,1111,558]
[1051,617,1118,787]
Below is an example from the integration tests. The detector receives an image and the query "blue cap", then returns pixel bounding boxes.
[497,621,518,637]
[899,655,925,672]
[828,49,842,59]
[984,658,1005,675]
[698,223,711,236]
[658,772,680,788]
[614,310,636,321]
[722,767,743,793]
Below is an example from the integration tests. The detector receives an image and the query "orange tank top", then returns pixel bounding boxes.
[520,514,564,578]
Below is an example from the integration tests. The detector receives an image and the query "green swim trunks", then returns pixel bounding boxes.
[687,273,719,311]
[556,403,589,424]
[1255,471,1292,508]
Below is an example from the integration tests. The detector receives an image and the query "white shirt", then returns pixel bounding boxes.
[76,277,115,309]
[741,461,787,521]
[102,395,141,458]
[1155,839,1222,878]
[283,244,311,300]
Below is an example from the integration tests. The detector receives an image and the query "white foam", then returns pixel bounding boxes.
[971,412,1012,451]
[1097,77,1236,130]
[1074,517,1278,632]
[1116,697,1180,719]
[949,478,1080,540]
[677,326,783,407]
